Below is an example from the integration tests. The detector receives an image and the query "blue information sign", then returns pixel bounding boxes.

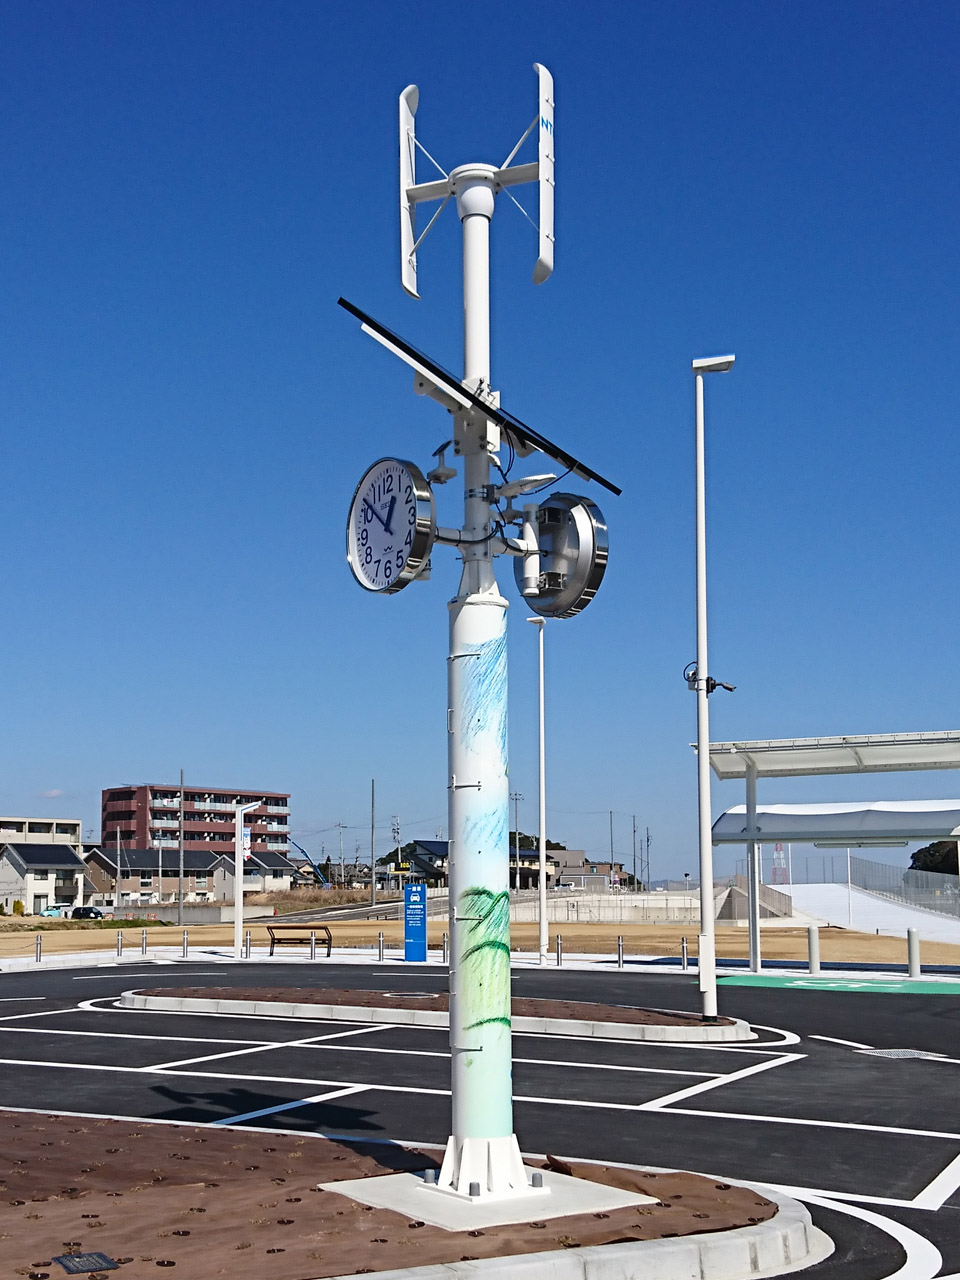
[404,883,428,962]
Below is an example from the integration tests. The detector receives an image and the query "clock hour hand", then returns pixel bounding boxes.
[363,498,387,529]
[383,495,397,536]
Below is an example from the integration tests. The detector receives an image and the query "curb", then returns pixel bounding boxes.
[117,991,755,1042]
[318,1185,832,1279]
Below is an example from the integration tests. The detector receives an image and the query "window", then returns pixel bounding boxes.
[33,870,49,881]
[55,823,78,836]
[28,822,52,834]
[195,874,208,888]
[140,874,153,889]
[272,869,285,879]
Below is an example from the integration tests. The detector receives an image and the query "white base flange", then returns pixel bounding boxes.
[437,1133,537,1200]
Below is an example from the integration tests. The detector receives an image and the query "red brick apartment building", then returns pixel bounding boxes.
[101,784,290,861]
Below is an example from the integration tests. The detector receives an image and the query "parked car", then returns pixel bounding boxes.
[71,906,104,920]
[38,905,69,918]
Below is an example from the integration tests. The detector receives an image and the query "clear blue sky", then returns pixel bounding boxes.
[2,1,958,876]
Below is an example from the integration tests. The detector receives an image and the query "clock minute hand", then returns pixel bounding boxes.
[363,498,387,529]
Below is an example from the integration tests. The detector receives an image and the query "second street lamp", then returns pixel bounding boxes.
[690,354,735,1021]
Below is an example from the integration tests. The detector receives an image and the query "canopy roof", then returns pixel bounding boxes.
[705,731,960,781]
[712,799,960,845]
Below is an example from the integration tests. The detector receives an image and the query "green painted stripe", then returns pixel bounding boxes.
[718,973,960,994]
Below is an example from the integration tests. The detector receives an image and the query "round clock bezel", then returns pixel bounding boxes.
[516,491,609,618]
[346,457,436,594]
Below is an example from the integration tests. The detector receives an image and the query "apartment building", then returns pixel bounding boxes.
[0,816,83,849]
[101,784,290,861]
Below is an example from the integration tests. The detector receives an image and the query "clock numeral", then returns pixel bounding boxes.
[383,473,394,494]
[396,551,404,569]
[408,505,416,525]
[404,529,412,547]
[404,483,412,502]
[383,559,393,581]
[360,527,369,547]
[364,546,373,565]
[373,558,381,576]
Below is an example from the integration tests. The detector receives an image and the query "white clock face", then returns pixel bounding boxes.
[347,458,435,593]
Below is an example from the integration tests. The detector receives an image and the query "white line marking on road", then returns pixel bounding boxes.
[0,1026,270,1046]
[0,1007,78,1023]
[809,1034,874,1049]
[662,1105,960,1140]
[149,1023,392,1070]
[776,1188,942,1280]
[642,1053,803,1109]
[211,1084,369,1126]
[743,1023,802,1046]
[0,997,44,1002]
[514,1058,719,1077]
[913,1150,960,1210]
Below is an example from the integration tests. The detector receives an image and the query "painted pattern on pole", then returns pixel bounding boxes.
[448,598,512,1139]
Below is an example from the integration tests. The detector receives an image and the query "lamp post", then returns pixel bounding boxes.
[527,616,548,963]
[233,800,260,960]
[691,353,735,1021]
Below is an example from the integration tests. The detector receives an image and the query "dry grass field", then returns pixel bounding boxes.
[1,918,958,966]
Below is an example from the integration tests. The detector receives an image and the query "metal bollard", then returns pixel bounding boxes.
[807,925,821,975]
[617,935,624,969]
[378,931,384,963]
[681,936,688,971]
[442,931,448,965]
[310,930,317,961]
[907,927,921,978]
[181,929,188,959]
[556,933,563,967]
[35,933,42,963]
[141,928,148,956]
[116,931,123,958]
[244,929,251,960]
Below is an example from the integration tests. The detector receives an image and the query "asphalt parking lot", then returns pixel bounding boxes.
[1,959,958,1279]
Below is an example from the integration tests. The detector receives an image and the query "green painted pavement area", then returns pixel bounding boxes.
[718,973,960,994]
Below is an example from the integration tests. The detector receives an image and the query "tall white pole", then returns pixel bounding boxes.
[438,165,529,1199]
[233,801,258,960]
[694,372,718,1019]
[528,617,548,963]
[847,847,853,928]
[746,760,761,972]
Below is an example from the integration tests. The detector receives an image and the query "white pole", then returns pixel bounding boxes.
[438,164,528,1201]
[528,617,548,963]
[787,842,793,888]
[746,760,761,973]
[847,847,853,929]
[694,371,718,1020]
[234,801,259,960]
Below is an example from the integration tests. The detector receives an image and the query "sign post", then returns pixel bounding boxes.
[404,883,427,963]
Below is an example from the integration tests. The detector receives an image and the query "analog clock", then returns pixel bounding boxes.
[347,458,436,593]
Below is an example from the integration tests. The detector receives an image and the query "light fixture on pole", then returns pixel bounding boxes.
[233,800,260,961]
[688,353,735,1021]
[527,616,548,963]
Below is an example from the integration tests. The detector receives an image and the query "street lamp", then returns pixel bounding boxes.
[234,800,261,960]
[527,616,548,963]
[690,353,735,1021]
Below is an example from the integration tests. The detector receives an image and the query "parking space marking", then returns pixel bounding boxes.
[0,997,44,1002]
[0,1026,270,1046]
[643,1052,803,1109]
[211,1084,370,1126]
[662,1105,960,1141]
[809,1034,874,1049]
[149,1023,391,1071]
[913,1151,960,1211]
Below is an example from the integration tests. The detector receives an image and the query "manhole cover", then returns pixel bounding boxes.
[857,1048,949,1060]
[52,1255,119,1275]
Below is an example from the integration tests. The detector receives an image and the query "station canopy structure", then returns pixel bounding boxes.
[702,731,960,847]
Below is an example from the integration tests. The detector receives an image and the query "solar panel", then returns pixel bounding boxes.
[338,298,621,497]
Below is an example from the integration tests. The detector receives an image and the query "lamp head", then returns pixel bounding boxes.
[692,355,736,374]
[527,617,546,628]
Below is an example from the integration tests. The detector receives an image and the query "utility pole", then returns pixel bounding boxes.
[370,778,377,907]
[609,810,614,863]
[510,792,523,889]
[632,814,637,890]
[337,822,345,888]
[391,815,401,890]
[177,768,185,925]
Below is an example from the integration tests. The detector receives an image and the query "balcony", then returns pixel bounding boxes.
[264,805,289,815]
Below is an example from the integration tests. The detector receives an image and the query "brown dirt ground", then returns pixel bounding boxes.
[1,1111,776,1280]
[3,919,959,965]
[138,987,735,1026]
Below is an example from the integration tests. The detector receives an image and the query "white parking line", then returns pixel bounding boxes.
[149,1022,392,1071]
[913,1150,960,1210]
[642,1053,803,1109]
[809,1034,874,1049]
[0,1026,270,1046]
[211,1084,369,1126]
[0,997,44,1002]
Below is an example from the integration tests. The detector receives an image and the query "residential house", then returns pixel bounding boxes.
[0,844,86,915]
[84,847,230,907]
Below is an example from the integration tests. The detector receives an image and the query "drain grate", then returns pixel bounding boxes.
[857,1048,949,1060]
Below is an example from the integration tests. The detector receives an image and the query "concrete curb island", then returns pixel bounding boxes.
[118,989,757,1041]
[319,1185,832,1280]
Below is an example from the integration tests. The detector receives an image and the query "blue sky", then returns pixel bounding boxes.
[2,1,959,876]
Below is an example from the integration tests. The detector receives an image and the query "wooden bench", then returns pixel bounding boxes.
[266,923,333,957]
